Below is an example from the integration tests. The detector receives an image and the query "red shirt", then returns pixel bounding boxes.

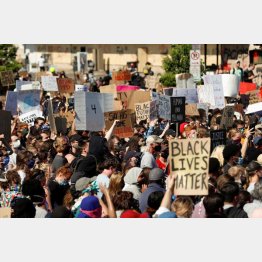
[156,158,167,171]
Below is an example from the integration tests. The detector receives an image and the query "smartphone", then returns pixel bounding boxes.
[249,123,256,130]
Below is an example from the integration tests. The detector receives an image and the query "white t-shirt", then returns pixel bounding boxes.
[96,174,110,199]
[17,170,26,184]
[8,153,17,167]
[140,152,157,169]
[38,57,45,67]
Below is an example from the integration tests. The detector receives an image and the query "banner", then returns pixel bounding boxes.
[221,74,239,97]
[158,95,171,120]
[0,110,12,142]
[190,50,201,82]
[5,91,17,115]
[135,101,150,123]
[220,106,235,129]
[41,76,59,91]
[0,71,15,86]
[170,97,185,122]
[57,78,75,93]
[112,70,131,82]
[17,90,41,114]
[104,110,133,138]
[210,130,227,152]
[74,92,105,131]
[169,138,210,195]
[19,110,43,126]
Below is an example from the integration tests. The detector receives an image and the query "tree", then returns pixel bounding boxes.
[0,44,22,72]
[160,44,192,87]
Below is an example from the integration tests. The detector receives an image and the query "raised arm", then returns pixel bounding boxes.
[99,183,116,218]
[105,120,119,141]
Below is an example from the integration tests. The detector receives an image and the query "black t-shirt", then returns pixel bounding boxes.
[243,69,254,83]
[48,179,69,209]
[223,207,248,218]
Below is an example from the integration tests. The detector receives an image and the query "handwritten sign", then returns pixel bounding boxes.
[0,110,12,142]
[75,84,88,92]
[246,90,262,104]
[41,76,59,91]
[172,88,198,104]
[57,78,75,93]
[176,73,195,88]
[19,110,43,126]
[75,92,105,131]
[101,93,114,113]
[17,90,41,114]
[104,110,133,138]
[169,138,210,195]
[170,97,185,122]
[0,71,14,86]
[185,104,199,116]
[150,100,159,121]
[145,75,159,90]
[5,91,17,115]
[135,101,150,123]
[220,106,235,129]
[158,95,171,120]
[20,81,41,91]
[210,130,226,152]
[112,70,131,82]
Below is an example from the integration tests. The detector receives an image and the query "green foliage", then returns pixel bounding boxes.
[160,44,192,87]
[0,44,22,72]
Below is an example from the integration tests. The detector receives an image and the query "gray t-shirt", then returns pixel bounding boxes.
[52,155,67,174]
[140,152,157,169]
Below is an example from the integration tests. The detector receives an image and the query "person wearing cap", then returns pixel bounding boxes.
[163,129,176,141]
[230,60,244,81]
[139,168,166,213]
[140,135,163,170]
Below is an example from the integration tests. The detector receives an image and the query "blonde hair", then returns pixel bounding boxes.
[228,128,240,139]
[108,172,125,199]
[210,145,225,167]
[171,196,194,218]
[228,166,246,181]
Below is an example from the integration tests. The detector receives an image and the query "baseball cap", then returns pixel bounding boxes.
[149,168,165,181]
[146,135,163,145]
[164,129,176,137]
[75,177,97,192]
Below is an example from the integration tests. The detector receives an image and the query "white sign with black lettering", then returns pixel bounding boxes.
[41,76,58,91]
[19,110,43,126]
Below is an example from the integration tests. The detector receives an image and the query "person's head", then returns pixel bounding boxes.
[232,120,245,133]
[55,166,72,185]
[246,161,262,184]
[209,158,221,178]
[78,140,89,157]
[34,117,45,129]
[159,149,169,161]
[77,195,102,218]
[238,190,251,209]
[228,128,243,145]
[6,170,21,187]
[203,193,225,217]
[100,158,119,176]
[40,130,50,142]
[69,134,82,150]
[222,144,241,165]
[11,197,36,218]
[235,60,240,68]
[220,181,240,205]
[53,136,69,154]
[228,165,247,186]
[108,135,121,154]
[147,191,164,215]
[217,174,234,192]
[108,172,124,199]
[164,129,176,141]
[145,135,163,154]
[251,181,262,202]
[249,63,255,70]
[171,196,194,218]
[11,135,21,150]
[148,168,165,186]
[112,191,137,211]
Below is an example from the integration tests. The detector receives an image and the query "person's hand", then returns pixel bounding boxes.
[166,174,176,191]
[72,110,76,118]
[245,127,255,139]
[99,183,109,196]
[149,119,158,127]
[141,184,148,193]
[50,132,57,140]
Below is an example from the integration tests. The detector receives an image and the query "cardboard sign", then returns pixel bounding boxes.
[169,138,210,195]
[172,88,198,104]
[176,73,195,88]
[116,85,139,92]
[104,110,133,138]
[239,82,257,95]
[158,95,171,120]
[100,84,117,99]
[135,101,150,123]
[245,102,262,114]
[19,110,43,126]
[101,93,114,113]
[35,72,50,81]
[221,74,239,97]
[185,104,200,116]
[220,106,235,129]
[75,84,88,92]
[74,92,105,131]
[170,97,185,122]
[151,91,160,101]
[145,76,159,90]
[0,71,15,86]
[55,117,67,135]
[246,90,262,104]
[150,100,159,121]
[17,90,41,114]
[48,99,57,134]
[0,207,11,218]
[41,76,59,92]
[5,91,17,115]
[112,70,131,82]
[0,110,12,142]
[210,130,227,152]
[57,78,75,93]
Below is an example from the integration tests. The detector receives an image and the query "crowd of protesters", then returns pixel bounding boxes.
[0,62,262,218]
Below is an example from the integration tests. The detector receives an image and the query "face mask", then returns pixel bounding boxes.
[27,159,35,169]
[154,145,162,152]
[12,140,21,149]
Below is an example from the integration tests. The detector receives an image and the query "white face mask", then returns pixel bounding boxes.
[12,140,21,149]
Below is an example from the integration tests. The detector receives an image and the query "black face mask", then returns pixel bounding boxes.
[154,145,161,152]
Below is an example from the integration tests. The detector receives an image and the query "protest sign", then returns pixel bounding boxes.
[176,73,195,88]
[239,82,257,95]
[75,84,88,92]
[221,74,239,97]
[16,80,32,91]
[41,76,59,92]
[220,106,235,129]
[173,88,198,104]
[55,117,67,135]
[158,95,171,120]
[210,129,227,152]
[20,81,41,91]
[135,101,150,123]
[5,91,17,115]
[149,100,159,121]
[0,207,11,218]
[48,99,57,134]
[35,72,50,81]
[169,138,210,195]
[185,104,199,116]
[145,75,159,90]
[101,93,114,113]
[100,84,117,99]
[57,78,75,93]
[0,110,11,142]
[170,97,185,122]
[74,92,104,131]
[246,90,262,104]
[19,110,43,126]
[245,102,262,115]
[112,70,131,82]
[17,90,41,114]
[163,87,173,96]
[0,71,15,86]
[203,75,225,109]
[104,110,133,138]
[151,91,160,101]
[116,85,139,92]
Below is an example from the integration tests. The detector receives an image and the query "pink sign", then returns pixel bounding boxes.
[116,85,140,92]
